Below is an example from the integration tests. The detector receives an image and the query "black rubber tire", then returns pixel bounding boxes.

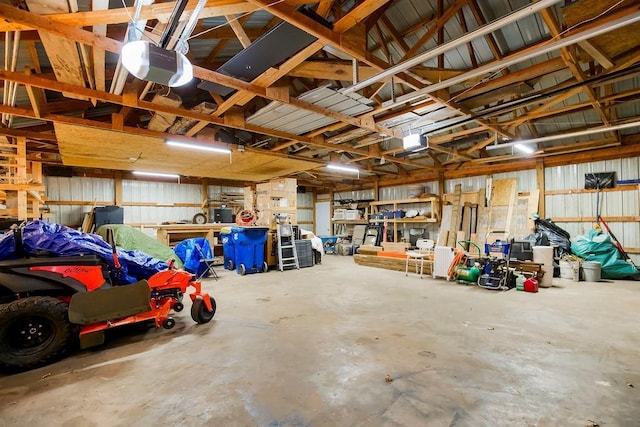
[192,213,207,224]
[262,262,269,273]
[191,296,216,324]
[162,318,176,329]
[227,260,234,271]
[0,296,75,371]
[173,302,184,312]
[238,264,246,275]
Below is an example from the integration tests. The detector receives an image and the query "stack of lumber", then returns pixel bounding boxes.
[0,136,47,221]
[354,253,433,275]
[437,178,539,250]
[354,243,433,274]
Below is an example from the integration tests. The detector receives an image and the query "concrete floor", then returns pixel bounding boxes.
[1,255,639,426]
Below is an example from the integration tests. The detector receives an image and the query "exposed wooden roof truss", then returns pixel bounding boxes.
[0,0,638,189]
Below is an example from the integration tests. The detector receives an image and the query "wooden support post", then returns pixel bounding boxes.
[17,137,27,220]
[114,171,123,206]
[536,159,545,218]
[201,178,209,217]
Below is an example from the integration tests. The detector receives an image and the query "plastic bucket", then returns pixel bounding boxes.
[582,261,601,282]
[533,246,554,288]
[559,260,580,282]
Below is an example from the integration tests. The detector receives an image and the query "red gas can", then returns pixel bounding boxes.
[523,278,539,293]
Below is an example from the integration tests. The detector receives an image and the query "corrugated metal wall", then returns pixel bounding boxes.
[122,180,203,224]
[333,189,376,201]
[545,158,640,264]
[46,177,236,226]
[45,176,114,226]
[445,176,486,193]
[45,158,640,265]
[444,170,538,193]
[379,181,439,200]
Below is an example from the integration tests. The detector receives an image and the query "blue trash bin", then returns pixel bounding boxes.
[231,227,270,275]
[220,231,235,270]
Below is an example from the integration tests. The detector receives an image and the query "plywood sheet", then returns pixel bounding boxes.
[563,0,640,60]
[27,0,87,100]
[490,178,517,206]
[54,123,320,182]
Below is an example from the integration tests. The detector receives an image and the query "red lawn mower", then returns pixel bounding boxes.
[0,237,216,372]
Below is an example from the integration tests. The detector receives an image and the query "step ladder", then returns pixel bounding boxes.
[276,222,299,271]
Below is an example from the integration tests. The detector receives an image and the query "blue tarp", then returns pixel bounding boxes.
[0,221,168,284]
[173,238,213,277]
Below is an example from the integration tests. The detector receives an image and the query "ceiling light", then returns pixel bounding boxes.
[403,133,428,150]
[327,164,359,173]
[166,140,232,154]
[133,171,180,179]
[121,40,193,87]
[514,143,535,154]
[327,164,360,178]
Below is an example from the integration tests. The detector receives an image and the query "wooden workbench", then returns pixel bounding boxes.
[145,223,236,249]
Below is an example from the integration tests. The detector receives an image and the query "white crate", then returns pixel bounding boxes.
[333,209,346,220]
[345,209,360,220]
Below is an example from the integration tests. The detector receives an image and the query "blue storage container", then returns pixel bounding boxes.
[319,236,338,254]
[231,226,269,275]
[220,231,235,270]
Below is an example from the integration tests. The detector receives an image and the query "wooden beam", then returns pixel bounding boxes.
[316,0,335,18]
[114,170,122,206]
[288,60,466,83]
[0,1,256,32]
[540,8,611,126]
[380,15,410,54]
[0,99,431,171]
[577,40,615,69]
[536,159,545,218]
[396,0,467,65]
[91,0,108,92]
[0,7,402,141]
[225,14,251,48]
[24,67,47,118]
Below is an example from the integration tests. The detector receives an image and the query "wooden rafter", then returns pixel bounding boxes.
[540,8,612,127]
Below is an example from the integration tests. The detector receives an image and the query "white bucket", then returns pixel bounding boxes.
[559,260,580,282]
[582,261,602,282]
[533,246,554,288]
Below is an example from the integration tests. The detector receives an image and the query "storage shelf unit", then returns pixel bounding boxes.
[331,202,370,237]
[369,197,440,242]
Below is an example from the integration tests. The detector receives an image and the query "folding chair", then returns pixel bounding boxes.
[194,242,219,280]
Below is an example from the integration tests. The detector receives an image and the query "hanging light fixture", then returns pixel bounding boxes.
[166,140,231,154]
[514,143,535,154]
[121,41,193,87]
[327,164,359,173]
[120,0,204,88]
[133,171,180,179]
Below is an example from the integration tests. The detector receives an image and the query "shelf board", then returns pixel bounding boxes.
[332,220,368,224]
[369,197,438,206]
[369,218,438,223]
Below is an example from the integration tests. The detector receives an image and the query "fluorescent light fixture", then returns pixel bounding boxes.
[121,40,193,87]
[327,164,359,173]
[514,143,535,154]
[166,140,231,154]
[133,171,180,179]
